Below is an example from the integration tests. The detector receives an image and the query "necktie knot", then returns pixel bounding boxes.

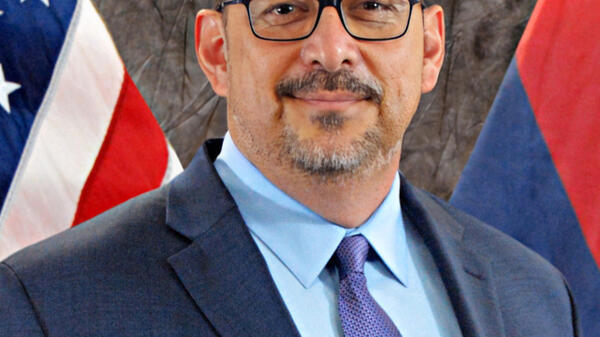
[335,235,370,280]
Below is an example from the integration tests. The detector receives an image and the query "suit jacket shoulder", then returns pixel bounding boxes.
[402,181,580,337]
[0,186,215,336]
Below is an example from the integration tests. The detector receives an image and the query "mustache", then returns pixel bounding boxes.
[275,70,383,105]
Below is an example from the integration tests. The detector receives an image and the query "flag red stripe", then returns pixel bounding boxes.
[516,0,600,264]
[72,71,168,225]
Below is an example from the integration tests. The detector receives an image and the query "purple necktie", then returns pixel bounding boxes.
[334,235,402,337]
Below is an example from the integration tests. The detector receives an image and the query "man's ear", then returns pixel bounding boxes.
[421,5,445,93]
[196,10,228,96]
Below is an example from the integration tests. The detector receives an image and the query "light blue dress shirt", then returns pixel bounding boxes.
[214,133,462,337]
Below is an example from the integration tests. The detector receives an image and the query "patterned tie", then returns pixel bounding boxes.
[334,235,402,337]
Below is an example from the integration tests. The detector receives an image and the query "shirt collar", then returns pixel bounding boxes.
[214,133,409,288]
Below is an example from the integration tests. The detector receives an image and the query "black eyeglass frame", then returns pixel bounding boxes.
[216,0,423,41]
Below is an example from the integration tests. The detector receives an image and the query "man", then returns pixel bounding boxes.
[0,0,579,336]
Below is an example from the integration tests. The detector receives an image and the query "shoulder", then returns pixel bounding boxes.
[4,185,173,268]
[405,183,579,336]
[0,154,231,335]
[407,183,561,276]
[1,185,188,299]
[0,185,196,334]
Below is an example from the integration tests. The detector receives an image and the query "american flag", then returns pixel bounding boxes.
[0,0,182,259]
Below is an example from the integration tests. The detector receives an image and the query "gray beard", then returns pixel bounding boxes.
[279,121,392,182]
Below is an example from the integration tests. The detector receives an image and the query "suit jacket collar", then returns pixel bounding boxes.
[166,140,504,337]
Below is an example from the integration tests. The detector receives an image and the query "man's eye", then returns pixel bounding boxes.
[270,3,296,15]
[361,1,390,10]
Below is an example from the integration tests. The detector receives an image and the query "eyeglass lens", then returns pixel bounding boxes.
[248,0,412,40]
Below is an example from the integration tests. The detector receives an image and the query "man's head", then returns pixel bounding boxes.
[195,0,444,182]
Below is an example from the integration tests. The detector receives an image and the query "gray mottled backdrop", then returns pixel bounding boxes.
[93,0,536,200]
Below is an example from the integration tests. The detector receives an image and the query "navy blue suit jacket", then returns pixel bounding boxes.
[0,140,580,336]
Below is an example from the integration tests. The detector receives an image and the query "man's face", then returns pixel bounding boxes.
[200,3,442,180]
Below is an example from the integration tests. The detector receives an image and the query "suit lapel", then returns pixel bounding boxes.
[400,176,506,337]
[166,142,300,337]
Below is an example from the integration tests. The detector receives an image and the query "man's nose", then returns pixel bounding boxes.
[300,7,361,72]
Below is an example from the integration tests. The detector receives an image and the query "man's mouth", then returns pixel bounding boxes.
[288,90,371,110]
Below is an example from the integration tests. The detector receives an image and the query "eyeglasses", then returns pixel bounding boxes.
[216,0,422,41]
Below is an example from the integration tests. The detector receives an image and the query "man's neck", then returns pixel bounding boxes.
[253,157,400,229]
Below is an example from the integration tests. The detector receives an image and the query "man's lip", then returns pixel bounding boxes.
[287,91,370,109]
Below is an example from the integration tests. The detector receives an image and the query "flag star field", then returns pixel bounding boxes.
[0,63,21,113]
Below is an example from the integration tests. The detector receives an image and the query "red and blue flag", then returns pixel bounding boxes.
[451,1,600,335]
[0,0,182,259]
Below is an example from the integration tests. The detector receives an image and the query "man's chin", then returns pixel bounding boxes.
[278,125,391,182]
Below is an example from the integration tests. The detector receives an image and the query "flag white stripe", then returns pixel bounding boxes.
[0,0,124,259]
[163,142,184,185]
